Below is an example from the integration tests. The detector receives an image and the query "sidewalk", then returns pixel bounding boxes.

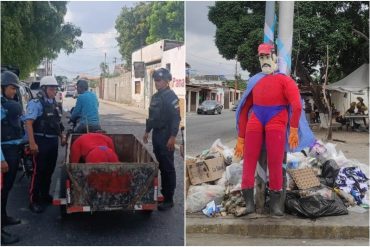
[187,211,369,239]
[188,131,369,240]
[99,98,148,117]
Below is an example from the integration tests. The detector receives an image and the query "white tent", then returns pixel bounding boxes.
[327,64,369,116]
[327,64,369,93]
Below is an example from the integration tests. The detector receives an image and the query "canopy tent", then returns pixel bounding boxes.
[326,64,369,93]
[327,64,369,116]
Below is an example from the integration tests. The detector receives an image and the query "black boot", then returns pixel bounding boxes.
[270,191,284,217]
[158,200,174,211]
[1,216,21,226]
[1,229,20,245]
[241,189,255,214]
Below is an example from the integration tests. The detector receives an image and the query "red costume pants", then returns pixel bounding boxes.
[241,115,286,191]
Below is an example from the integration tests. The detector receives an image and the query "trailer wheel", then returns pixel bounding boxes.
[59,165,68,218]
[140,210,153,218]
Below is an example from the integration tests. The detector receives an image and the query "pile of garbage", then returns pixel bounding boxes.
[186,139,369,218]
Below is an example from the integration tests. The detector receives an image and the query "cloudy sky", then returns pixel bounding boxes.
[186,1,250,80]
[54,1,250,80]
[53,1,136,79]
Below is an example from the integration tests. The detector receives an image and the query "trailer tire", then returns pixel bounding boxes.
[59,165,68,218]
[140,210,153,218]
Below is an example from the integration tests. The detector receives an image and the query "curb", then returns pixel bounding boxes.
[186,212,369,239]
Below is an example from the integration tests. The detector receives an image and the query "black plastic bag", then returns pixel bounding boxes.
[285,191,348,218]
[321,159,340,187]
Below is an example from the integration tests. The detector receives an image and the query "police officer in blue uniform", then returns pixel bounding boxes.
[24,76,66,213]
[143,68,181,211]
[1,71,23,244]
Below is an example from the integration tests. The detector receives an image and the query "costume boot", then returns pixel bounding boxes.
[270,191,284,217]
[241,189,255,214]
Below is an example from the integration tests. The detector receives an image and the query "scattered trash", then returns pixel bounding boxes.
[288,168,320,190]
[347,205,368,213]
[210,139,234,166]
[186,138,369,219]
[335,167,368,205]
[321,160,340,187]
[186,184,225,213]
[186,154,225,185]
[285,191,348,218]
[202,200,222,217]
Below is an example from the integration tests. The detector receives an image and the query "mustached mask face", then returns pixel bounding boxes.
[258,53,277,74]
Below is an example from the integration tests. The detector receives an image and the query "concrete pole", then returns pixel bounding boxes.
[263,1,276,45]
[277,1,295,75]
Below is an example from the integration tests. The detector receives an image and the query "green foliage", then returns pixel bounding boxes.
[115,1,184,67]
[1,1,83,79]
[100,62,109,77]
[55,75,68,86]
[224,79,247,91]
[146,1,184,44]
[208,1,369,83]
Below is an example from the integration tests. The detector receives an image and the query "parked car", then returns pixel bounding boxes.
[65,85,77,98]
[197,100,223,115]
[231,100,241,111]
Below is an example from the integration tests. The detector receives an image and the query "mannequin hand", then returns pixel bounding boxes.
[234,137,244,158]
[288,127,299,150]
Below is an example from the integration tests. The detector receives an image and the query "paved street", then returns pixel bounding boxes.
[186,110,237,156]
[187,233,369,246]
[5,97,184,246]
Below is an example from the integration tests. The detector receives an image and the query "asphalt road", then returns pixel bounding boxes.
[5,97,184,246]
[186,110,237,156]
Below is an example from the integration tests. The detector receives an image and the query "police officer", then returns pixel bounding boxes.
[24,76,66,213]
[70,79,100,133]
[1,71,23,244]
[143,68,181,211]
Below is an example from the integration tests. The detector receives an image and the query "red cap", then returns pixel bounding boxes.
[258,43,275,55]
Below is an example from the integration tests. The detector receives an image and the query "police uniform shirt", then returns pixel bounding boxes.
[23,98,59,138]
[146,87,181,137]
[1,96,24,161]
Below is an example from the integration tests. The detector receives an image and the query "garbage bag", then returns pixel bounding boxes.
[186,184,225,213]
[285,191,348,218]
[321,159,340,187]
[308,140,330,163]
[210,139,233,165]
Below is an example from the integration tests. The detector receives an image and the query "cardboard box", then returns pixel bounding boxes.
[185,176,190,196]
[186,155,225,185]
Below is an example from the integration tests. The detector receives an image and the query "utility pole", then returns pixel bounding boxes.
[234,60,238,103]
[113,57,117,68]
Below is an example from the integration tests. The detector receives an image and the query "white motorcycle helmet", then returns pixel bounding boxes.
[40,76,58,87]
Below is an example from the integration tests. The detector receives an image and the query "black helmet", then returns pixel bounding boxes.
[153,68,172,82]
[1,71,20,88]
[76,79,89,91]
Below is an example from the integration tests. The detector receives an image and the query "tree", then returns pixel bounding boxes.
[115,1,184,67]
[1,1,83,78]
[209,1,369,111]
[55,75,68,86]
[146,1,184,44]
[100,62,109,77]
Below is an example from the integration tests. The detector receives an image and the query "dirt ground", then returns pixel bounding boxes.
[312,129,369,165]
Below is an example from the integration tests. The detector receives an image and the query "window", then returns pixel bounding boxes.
[135,81,141,94]
[166,63,171,72]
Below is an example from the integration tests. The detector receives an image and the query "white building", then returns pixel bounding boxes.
[131,39,185,123]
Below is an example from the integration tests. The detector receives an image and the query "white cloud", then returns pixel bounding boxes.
[186,1,250,80]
